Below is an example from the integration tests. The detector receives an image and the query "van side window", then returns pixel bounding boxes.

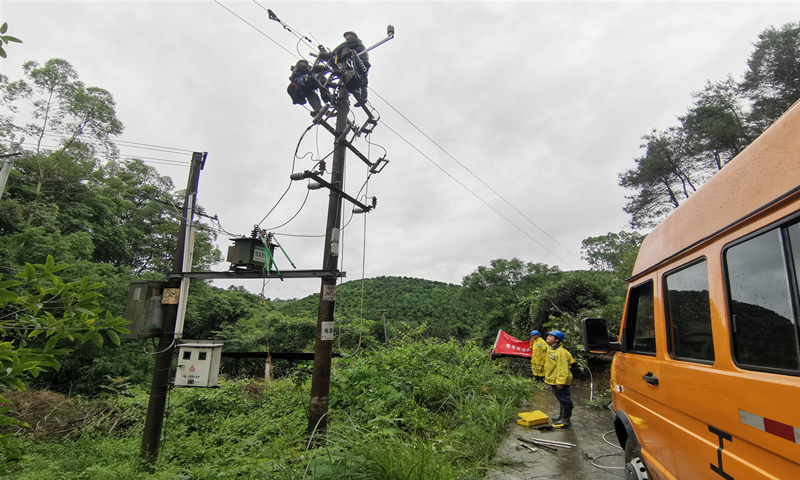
[725,227,800,372]
[664,259,714,362]
[625,281,656,354]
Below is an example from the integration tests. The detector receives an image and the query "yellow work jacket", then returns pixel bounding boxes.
[544,343,574,386]
[530,337,549,376]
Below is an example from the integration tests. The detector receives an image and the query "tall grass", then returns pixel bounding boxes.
[12,339,530,479]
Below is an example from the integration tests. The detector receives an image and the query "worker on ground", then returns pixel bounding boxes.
[530,330,548,383]
[332,31,370,102]
[544,330,575,426]
[287,59,324,114]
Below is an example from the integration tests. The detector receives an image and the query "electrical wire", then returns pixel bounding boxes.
[256,124,316,227]
[380,120,574,267]
[264,186,311,231]
[371,89,581,263]
[252,0,316,49]
[28,141,192,168]
[36,131,195,154]
[590,430,625,471]
[214,0,299,59]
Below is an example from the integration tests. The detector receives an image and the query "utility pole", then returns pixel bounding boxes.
[371,309,389,346]
[306,86,349,438]
[140,151,207,463]
[0,136,26,196]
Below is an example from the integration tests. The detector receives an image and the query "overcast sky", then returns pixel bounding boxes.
[1,1,797,300]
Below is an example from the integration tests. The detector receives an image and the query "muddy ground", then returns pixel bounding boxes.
[484,385,626,479]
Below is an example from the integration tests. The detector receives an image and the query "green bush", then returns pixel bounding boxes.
[14,338,530,479]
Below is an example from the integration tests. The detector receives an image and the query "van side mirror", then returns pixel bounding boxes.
[582,318,621,354]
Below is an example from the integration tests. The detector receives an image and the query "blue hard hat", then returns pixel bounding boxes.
[548,330,565,341]
[531,330,541,336]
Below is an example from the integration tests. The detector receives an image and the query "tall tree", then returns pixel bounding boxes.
[8,59,124,193]
[618,23,799,229]
[618,129,698,228]
[581,230,645,280]
[740,22,800,129]
[679,77,751,172]
[460,258,560,343]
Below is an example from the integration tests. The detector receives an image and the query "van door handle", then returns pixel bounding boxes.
[642,372,659,386]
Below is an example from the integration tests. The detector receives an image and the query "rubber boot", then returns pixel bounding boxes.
[560,404,573,427]
[551,404,563,423]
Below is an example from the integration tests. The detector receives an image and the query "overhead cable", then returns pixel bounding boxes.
[214,0,299,59]
[381,120,573,268]
[256,124,315,226]
[371,88,580,262]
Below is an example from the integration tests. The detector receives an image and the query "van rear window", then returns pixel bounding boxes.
[725,225,800,373]
[664,259,714,363]
[625,281,656,354]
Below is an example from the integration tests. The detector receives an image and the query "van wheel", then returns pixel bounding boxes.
[624,438,651,480]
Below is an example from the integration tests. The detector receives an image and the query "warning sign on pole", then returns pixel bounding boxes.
[323,285,336,301]
[321,321,334,340]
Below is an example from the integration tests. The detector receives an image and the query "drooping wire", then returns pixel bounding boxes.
[371,89,581,262]
[380,120,574,268]
[256,124,316,227]
[265,185,311,231]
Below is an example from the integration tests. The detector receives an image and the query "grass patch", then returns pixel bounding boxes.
[11,339,530,478]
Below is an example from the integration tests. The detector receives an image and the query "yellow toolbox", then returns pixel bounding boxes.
[517,410,549,426]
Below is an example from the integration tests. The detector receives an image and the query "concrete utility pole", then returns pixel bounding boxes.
[140,151,206,463]
[306,86,349,438]
[0,137,26,196]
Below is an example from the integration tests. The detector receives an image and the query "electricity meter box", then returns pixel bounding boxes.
[174,340,224,388]
[226,237,275,269]
[122,281,168,339]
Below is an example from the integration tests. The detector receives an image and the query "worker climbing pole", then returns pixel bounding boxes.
[267,9,395,441]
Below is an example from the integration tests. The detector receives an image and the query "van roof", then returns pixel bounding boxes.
[631,99,800,281]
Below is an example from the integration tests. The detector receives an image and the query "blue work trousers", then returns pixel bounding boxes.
[550,384,573,406]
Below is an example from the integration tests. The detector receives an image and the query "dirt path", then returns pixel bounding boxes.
[484,386,625,479]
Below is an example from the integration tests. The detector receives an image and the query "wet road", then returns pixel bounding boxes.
[484,386,626,479]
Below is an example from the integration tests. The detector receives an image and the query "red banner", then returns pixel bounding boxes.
[492,330,532,357]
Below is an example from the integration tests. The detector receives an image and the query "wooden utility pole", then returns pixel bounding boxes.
[306,86,349,438]
[140,151,206,463]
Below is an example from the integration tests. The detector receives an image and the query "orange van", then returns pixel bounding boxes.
[584,99,800,480]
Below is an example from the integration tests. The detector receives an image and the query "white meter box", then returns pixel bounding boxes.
[175,340,224,388]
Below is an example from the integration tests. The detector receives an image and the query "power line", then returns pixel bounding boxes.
[380,120,573,268]
[370,89,580,262]
[29,142,191,167]
[35,131,195,155]
[214,0,299,59]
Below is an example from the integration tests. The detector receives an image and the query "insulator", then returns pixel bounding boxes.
[308,183,324,190]
[354,54,367,74]
[372,197,377,208]
[290,172,306,181]
[318,160,326,172]
[352,207,367,214]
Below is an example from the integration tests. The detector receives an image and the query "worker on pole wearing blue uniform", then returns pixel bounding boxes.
[332,31,370,102]
[544,330,575,426]
[287,59,324,114]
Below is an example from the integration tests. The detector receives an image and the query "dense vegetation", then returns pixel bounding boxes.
[277,276,484,341]
[10,339,531,479]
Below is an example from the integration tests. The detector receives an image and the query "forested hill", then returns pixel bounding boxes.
[276,276,482,339]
